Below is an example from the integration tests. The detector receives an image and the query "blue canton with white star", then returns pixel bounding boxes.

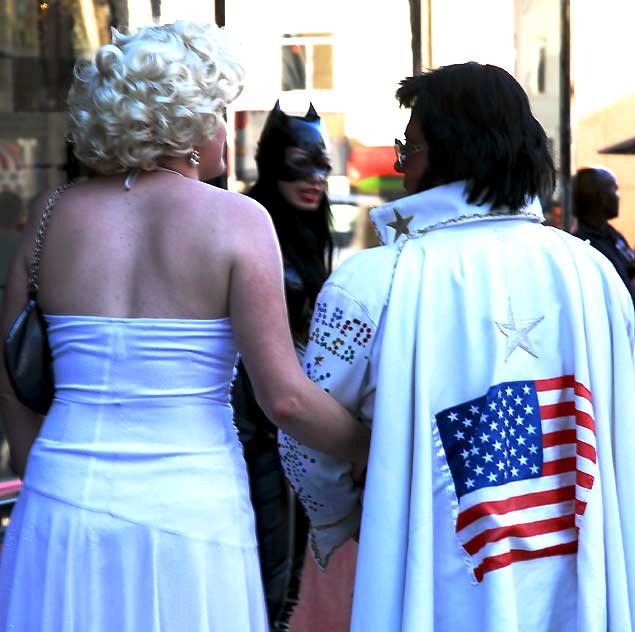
[435,381,543,498]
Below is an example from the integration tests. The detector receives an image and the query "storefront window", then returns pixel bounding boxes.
[281,33,334,92]
[0,1,118,238]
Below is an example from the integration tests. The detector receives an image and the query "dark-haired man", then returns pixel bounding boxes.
[279,63,635,631]
[573,167,635,303]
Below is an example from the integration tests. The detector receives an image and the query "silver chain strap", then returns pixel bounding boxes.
[27,182,75,295]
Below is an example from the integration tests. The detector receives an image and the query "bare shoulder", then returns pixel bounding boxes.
[199,184,270,221]
[185,182,275,243]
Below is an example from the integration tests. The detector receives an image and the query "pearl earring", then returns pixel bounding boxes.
[188,148,200,166]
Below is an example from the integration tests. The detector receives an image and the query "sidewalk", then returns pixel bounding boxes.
[290,540,357,632]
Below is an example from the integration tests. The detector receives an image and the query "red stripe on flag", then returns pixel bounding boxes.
[575,498,587,516]
[575,410,595,432]
[541,458,576,476]
[456,486,575,531]
[577,440,596,463]
[542,429,576,447]
[464,514,576,555]
[534,376,592,403]
[576,471,594,489]
[535,376,575,391]
[573,381,592,402]
[474,540,578,582]
[540,401,575,420]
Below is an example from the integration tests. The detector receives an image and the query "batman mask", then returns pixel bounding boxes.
[256,100,331,182]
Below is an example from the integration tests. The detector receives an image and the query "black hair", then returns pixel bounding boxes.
[247,178,333,338]
[248,103,333,342]
[396,62,556,211]
[571,167,614,219]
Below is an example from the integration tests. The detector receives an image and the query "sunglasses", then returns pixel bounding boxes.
[394,138,426,170]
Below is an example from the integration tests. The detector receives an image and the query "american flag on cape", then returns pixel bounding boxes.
[435,375,596,582]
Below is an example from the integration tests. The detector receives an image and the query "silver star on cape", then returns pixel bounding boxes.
[495,298,544,361]
[387,209,413,241]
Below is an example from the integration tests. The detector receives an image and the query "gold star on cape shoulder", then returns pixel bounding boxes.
[314,354,324,366]
[387,209,414,241]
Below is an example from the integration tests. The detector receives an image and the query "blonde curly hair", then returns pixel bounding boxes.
[67,21,244,174]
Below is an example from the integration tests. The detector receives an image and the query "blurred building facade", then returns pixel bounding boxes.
[0,1,216,215]
[514,0,635,241]
[570,0,635,244]
[225,0,517,198]
[1,0,634,268]
[3,0,634,357]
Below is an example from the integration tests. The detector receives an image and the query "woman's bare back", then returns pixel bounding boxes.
[36,171,241,320]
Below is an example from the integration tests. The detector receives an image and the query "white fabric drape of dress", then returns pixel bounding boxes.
[0,316,269,631]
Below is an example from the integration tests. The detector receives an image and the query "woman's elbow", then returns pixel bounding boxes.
[264,393,304,430]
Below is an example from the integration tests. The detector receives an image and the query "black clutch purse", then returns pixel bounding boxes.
[3,183,73,415]
[4,294,54,414]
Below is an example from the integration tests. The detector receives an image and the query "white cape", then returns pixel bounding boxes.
[280,182,635,631]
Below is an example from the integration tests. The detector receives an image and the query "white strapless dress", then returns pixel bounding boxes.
[0,315,269,631]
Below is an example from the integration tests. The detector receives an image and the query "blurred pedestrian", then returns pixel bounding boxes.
[572,167,635,302]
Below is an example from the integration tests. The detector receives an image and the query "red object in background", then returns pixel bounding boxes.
[234,111,248,130]
[545,204,562,229]
[0,480,21,499]
[347,145,399,185]
[0,480,21,554]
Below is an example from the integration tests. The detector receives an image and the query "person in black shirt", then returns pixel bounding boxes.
[572,167,635,303]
